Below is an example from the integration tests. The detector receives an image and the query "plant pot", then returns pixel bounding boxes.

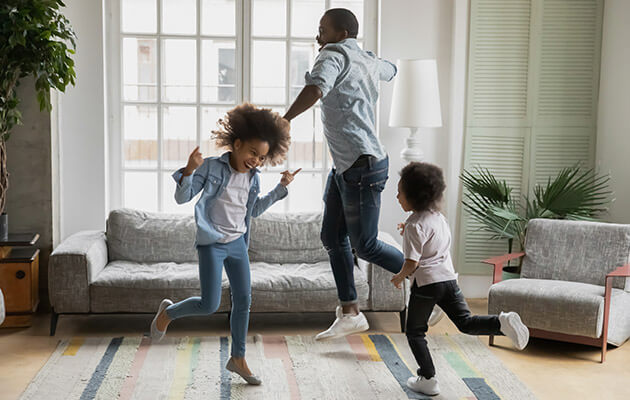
[0,213,7,241]
[501,266,520,280]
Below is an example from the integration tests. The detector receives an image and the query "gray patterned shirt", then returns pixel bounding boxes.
[304,38,397,173]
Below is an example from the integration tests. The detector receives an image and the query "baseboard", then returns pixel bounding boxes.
[458,274,492,299]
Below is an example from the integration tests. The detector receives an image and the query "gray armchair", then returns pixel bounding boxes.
[483,219,630,362]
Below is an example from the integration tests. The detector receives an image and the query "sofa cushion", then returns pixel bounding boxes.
[488,278,630,346]
[248,261,369,312]
[107,208,197,263]
[521,219,630,290]
[90,261,230,313]
[248,212,329,264]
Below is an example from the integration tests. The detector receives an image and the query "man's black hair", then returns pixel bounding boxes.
[324,8,359,38]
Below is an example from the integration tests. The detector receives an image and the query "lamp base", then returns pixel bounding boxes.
[400,128,425,163]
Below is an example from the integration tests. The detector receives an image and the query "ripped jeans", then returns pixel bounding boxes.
[320,155,404,305]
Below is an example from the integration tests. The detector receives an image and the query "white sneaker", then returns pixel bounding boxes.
[315,306,369,341]
[428,306,445,327]
[407,376,440,396]
[499,311,529,350]
[150,299,173,342]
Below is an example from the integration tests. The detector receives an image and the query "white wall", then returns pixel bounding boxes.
[596,0,630,224]
[55,0,108,241]
[378,1,490,296]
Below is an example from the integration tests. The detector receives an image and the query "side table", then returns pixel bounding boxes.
[0,234,40,328]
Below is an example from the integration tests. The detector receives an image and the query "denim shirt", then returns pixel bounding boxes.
[304,38,397,173]
[172,151,288,247]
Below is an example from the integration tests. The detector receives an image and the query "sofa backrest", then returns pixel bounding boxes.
[248,212,329,264]
[521,219,630,290]
[107,208,197,263]
[106,208,329,264]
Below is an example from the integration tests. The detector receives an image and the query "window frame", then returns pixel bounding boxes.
[106,0,380,213]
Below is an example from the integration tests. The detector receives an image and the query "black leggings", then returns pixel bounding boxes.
[406,280,501,379]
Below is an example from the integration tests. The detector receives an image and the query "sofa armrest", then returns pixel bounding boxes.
[49,231,108,313]
[481,252,525,284]
[367,231,408,311]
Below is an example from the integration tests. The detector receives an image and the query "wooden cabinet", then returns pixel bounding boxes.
[0,234,39,328]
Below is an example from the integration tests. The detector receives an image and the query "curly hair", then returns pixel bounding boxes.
[212,103,291,166]
[325,8,359,38]
[399,162,446,212]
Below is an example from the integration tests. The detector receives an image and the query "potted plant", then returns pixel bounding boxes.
[0,0,76,239]
[460,165,613,278]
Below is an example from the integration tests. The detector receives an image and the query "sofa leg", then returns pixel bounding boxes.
[399,308,406,333]
[601,341,607,363]
[489,335,494,346]
[50,308,59,336]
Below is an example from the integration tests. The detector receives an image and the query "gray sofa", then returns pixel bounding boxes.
[48,209,407,335]
[485,219,630,362]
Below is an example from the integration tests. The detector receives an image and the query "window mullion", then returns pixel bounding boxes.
[157,0,164,212]
[196,0,202,150]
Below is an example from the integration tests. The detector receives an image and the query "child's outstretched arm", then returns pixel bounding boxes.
[391,259,418,289]
[252,168,301,217]
[172,146,207,204]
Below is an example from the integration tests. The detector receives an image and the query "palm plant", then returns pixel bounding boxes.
[461,165,613,272]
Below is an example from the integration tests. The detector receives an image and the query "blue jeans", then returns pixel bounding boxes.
[321,155,404,305]
[165,236,251,358]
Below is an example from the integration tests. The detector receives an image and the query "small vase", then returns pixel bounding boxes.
[0,213,7,241]
[501,265,520,280]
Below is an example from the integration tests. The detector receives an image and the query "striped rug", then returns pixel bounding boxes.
[20,334,536,400]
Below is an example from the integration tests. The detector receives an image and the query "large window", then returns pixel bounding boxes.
[107,0,377,214]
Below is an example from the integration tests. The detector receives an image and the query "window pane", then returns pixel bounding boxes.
[314,107,327,168]
[201,0,235,36]
[162,39,197,102]
[252,0,286,37]
[201,107,232,157]
[329,0,364,38]
[163,106,197,170]
[252,41,286,104]
[162,172,196,214]
[124,171,158,211]
[290,42,318,102]
[259,173,285,213]
[201,40,236,103]
[161,0,196,34]
[288,173,323,212]
[123,38,157,102]
[288,109,314,169]
[122,0,157,33]
[124,105,158,168]
[291,0,324,38]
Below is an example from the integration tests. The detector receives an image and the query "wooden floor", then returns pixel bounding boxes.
[1,299,629,400]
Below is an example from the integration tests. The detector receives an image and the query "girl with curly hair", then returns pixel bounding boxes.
[390,162,529,396]
[150,103,298,385]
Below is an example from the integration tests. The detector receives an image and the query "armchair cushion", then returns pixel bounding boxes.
[489,278,630,346]
[521,219,630,290]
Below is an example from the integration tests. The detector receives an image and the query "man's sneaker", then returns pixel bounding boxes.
[428,306,445,327]
[407,376,440,396]
[150,299,173,342]
[315,306,369,341]
[499,311,529,350]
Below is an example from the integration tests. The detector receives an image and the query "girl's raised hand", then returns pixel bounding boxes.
[280,168,301,187]
[185,146,204,173]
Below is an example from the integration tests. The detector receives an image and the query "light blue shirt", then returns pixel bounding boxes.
[304,38,397,173]
[172,151,288,247]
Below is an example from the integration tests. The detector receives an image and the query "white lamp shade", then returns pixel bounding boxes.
[388,59,442,128]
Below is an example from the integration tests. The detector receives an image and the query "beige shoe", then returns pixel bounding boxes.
[226,357,262,385]
[150,299,172,342]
